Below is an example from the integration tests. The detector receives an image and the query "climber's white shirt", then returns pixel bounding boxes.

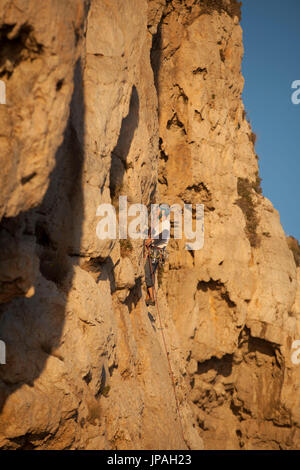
[151,218,170,249]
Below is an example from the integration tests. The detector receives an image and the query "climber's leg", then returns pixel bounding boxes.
[145,256,157,304]
[147,286,154,303]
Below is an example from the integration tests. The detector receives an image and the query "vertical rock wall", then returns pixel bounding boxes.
[154,0,300,450]
[0,0,299,450]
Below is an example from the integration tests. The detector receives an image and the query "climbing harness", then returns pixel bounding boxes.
[144,243,169,266]
[146,245,188,448]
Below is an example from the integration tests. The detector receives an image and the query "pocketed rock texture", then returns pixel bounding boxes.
[0,0,299,450]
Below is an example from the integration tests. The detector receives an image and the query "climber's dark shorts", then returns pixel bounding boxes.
[144,256,158,288]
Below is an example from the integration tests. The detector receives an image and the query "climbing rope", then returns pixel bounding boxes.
[146,245,188,448]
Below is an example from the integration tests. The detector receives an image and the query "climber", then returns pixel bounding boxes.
[144,205,170,306]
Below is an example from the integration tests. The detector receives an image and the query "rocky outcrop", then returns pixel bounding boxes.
[0,0,299,450]
[154,0,300,449]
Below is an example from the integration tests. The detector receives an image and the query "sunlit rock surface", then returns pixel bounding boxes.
[0,0,299,450]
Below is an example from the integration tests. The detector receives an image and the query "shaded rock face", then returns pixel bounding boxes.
[0,0,299,450]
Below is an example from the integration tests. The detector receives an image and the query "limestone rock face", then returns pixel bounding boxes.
[0,0,299,450]
[0,0,86,219]
[154,1,300,449]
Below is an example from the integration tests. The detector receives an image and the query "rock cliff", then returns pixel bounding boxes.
[0,0,299,450]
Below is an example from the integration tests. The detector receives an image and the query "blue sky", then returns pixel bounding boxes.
[241,0,300,240]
